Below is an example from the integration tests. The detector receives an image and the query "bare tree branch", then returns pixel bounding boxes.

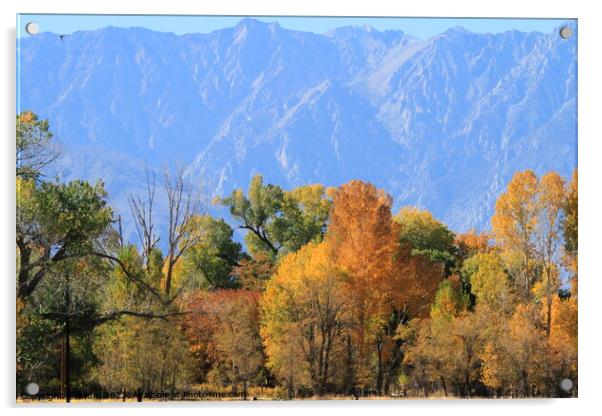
[163,166,203,295]
[127,168,160,267]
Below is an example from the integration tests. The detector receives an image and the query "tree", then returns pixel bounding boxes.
[403,279,482,398]
[454,229,491,261]
[325,180,440,394]
[562,170,578,282]
[177,215,244,289]
[462,252,514,312]
[401,318,452,396]
[325,180,399,390]
[183,290,265,398]
[261,243,350,396]
[216,175,332,259]
[94,317,193,399]
[17,179,113,302]
[547,293,577,395]
[480,304,548,397]
[16,111,59,180]
[233,252,276,291]
[429,278,468,322]
[107,168,204,298]
[394,207,457,274]
[216,175,284,257]
[492,170,539,296]
[269,184,332,253]
[535,172,566,336]
[163,168,204,295]
[492,170,569,335]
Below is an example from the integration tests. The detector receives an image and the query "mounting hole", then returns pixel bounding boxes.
[559,378,573,392]
[25,22,39,35]
[25,382,40,395]
[559,26,573,40]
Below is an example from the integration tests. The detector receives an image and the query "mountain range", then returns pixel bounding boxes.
[17,18,577,239]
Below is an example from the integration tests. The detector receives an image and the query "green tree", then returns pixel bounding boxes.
[216,175,283,257]
[216,175,331,259]
[393,207,456,274]
[269,184,332,253]
[16,111,58,180]
[562,170,578,283]
[17,179,113,302]
[178,215,244,289]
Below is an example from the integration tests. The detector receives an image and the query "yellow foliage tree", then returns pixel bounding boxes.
[463,252,514,312]
[261,242,350,396]
[492,170,539,296]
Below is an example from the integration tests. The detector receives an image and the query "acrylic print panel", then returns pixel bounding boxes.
[16,14,577,402]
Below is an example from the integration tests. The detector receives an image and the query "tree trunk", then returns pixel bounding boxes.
[344,333,355,396]
[61,276,71,403]
[375,337,383,395]
[440,376,448,397]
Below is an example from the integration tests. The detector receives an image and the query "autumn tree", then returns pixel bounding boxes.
[547,293,577,395]
[480,304,548,397]
[325,180,440,394]
[429,278,469,322]
[492,170,570,335]
[534,172,566,336]
[402,278,484,397]
[454,229,491,261]
[233,252,276,291]
[324,180,398,390]
[183,290,265,398]
[94,317,193,398]
[491,170,539,296]
[462,252,514,312]
[261,243,350,396]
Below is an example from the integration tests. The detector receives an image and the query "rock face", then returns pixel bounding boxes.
[17,18,577,234]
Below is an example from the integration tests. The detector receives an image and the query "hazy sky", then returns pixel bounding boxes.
[17,14,573,39]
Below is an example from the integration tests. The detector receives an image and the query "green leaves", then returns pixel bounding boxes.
[17,177,113,301]
[216,174,331,258]
[179,215,243,289]
[270,184,331,254]
[394,207,456,274]
[35,180,112,255]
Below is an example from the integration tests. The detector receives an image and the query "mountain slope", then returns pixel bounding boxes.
[17,19,577,234]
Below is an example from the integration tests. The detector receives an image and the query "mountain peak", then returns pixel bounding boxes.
[442,26,473,36]
[234,17,271,31]
[232,17,283,42]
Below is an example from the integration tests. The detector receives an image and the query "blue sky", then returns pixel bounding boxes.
[17,14,573,39]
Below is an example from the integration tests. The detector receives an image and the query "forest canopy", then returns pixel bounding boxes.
[16,112,577,400]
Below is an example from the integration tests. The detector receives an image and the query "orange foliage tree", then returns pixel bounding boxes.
[324,180,441,394]
[182,290,265,399]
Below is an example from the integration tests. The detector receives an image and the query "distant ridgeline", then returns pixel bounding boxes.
[18,18,577,240]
